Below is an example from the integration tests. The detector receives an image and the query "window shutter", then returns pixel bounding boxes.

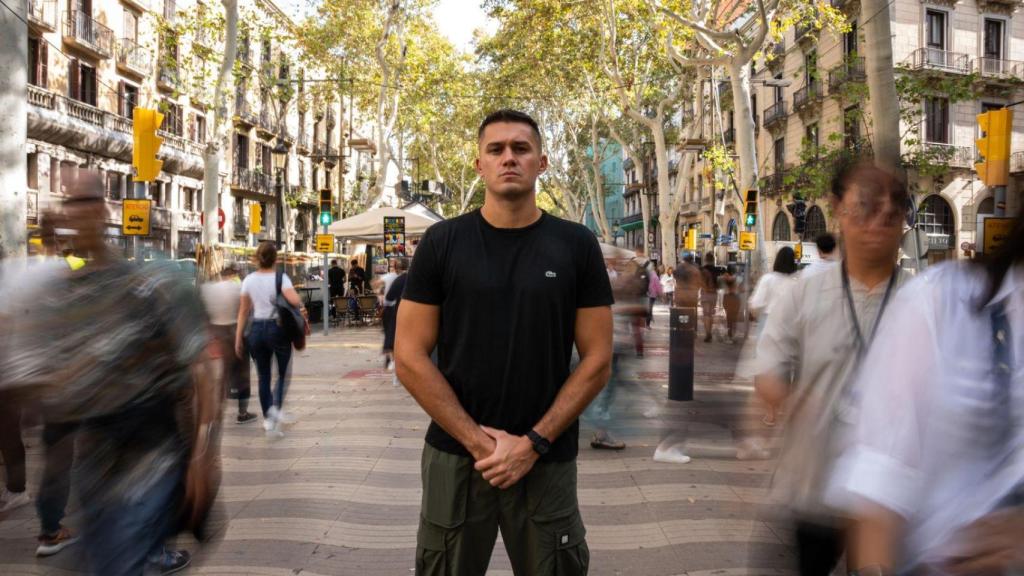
[68,58,79,100]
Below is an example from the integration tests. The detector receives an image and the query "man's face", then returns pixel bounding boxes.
[476,122,547,200]
[834,177,906,264]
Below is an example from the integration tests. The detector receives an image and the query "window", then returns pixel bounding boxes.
[123,8,139,42]
[235,133,249,169]
[258,201,267,230]
[119,82,138,117]
[805,123,819,155]
[312,165,319,190]
[926,10,946,51]
[984,19,1004,60]
[925,97,949,143]
[774,137,785,171]
[978,196,995,215]
[805,205,827,240]
[27,153,38,190]
[805,50,818,86]
[182,187,195,211]
[68,59,97,105]
[918,195,955,259]
[774,73,784,102]
[106,172,121,200]
[844,106,861,147]
[844,22,858,57]
[772,212,791,241]
[163,101,183,136]
[190,114,206,143]
[28,37,47,88]
[262,38,271,65]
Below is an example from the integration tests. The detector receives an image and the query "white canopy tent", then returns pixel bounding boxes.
[326,206,437,240]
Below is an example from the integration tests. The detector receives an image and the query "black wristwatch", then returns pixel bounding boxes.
[526,430,551,456]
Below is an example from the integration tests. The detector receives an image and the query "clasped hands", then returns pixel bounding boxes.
[470,426,540,490]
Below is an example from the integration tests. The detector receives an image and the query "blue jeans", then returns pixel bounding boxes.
[247,320,292,416]
[82,469,180,576]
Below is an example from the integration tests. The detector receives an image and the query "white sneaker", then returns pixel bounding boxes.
[0,488,30,512]
[262,418,276,432]
[653,446,691,464]
[272,408,296,424]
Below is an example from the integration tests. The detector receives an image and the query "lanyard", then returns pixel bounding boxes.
[841,261,899,359]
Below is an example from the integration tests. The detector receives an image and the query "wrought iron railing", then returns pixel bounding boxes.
[764,100,788,127]
[64,10,113,58]
[28,0,57,29]
[793,81,823,109]
[117,38,151,75]
[909,47,971,74]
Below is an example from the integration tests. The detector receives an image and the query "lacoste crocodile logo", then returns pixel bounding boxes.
[545,271,557,278]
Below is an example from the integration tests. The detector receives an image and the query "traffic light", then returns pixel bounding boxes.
[744,189,758,228]
[132,107,164,182]
[787,196,807,236]
[684,228,697,251]
[976,109,1012,187]
[319,189,333,226]
[249,203,261,234]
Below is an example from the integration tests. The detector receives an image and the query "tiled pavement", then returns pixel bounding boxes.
[0,306,796,575]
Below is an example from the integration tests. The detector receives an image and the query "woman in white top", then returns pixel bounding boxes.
[836,215,1023,576]
[235,242,305,436]
[747,246,799,426]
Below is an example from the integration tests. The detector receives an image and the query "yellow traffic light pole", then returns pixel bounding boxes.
[131,107,164,260]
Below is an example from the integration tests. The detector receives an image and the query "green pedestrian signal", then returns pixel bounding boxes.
[319,189,333,226]
[745,212,756,227]
[319,211,333,226]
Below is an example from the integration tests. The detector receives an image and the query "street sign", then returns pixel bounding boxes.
[199,208,226,230]
[739,231,757,251]
[122,199,152,236]
[383,216,406,257]
[983,217,1014,254]
[315,233,334,253]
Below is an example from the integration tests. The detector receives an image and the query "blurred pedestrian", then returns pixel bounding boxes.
[0,390,28,513]
[2,171,210,574]
[646,260,663,328]
[348,258,367,295]
[236,242,306,438]
[699,252,720,342]
[721,266,741,344]
[328,259,345,318]
[202,264,256,424]
[751,160,911,576]
[382,257,409,382]
[804,232,838,275]
[588,259,646,451]
[833,214,1023,576]
[396,109,612,576]
[749,247,799,341]
[660,265,675,305]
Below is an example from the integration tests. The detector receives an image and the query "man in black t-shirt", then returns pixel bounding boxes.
[396,110,613,576]
[347,259,366,294]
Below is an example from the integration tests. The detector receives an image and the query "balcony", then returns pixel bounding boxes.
[828,57,866,93]
[793,81,823,111]
[231,167,275,197]
[233,96,256,127]
[760,171,786,197]
[1011,151,1024,173]
[116,38,151,77]
[157,64,181,91]
[28,0,57,32]
[974,57,1024,83]
[158,130,203,157]
[911,142,974,169]
[257,108,276,138]
[908,47,971,75]
[63,10,113,59]
[27,86,203,178]
[313,140,326,158]
[795,23,817,48]
[297,132,310,154]
[763,100,788,129]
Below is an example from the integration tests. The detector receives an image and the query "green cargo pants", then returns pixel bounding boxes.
[415,443,590,576]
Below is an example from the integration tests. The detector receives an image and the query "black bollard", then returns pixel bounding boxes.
[669,306,696,401]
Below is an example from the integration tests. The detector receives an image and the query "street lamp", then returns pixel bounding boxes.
[272,138,289,249]
[754,78,793,88]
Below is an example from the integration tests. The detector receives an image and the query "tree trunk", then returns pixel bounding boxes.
[201,0,238,261]
[861,0,901,170]
[0,0,27,258]
[650,123,677,268]
[588,121,613,242]
[728,61,766,275]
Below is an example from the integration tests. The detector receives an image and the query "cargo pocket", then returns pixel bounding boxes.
[415,446,472,576]
[531,509,589,576]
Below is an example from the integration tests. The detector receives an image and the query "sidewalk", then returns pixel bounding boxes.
[0,305,794,575]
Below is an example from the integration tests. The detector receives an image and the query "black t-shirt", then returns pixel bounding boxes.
[403,209,614,461]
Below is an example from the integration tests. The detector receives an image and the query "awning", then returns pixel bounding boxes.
[327,206,438,240]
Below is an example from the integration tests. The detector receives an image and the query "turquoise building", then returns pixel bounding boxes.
[583,140,625,241]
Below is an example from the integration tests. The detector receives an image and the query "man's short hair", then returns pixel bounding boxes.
[350,259,358,266]
[815,233,837,255]
[330,259,338,266]
[477,109,542,150]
